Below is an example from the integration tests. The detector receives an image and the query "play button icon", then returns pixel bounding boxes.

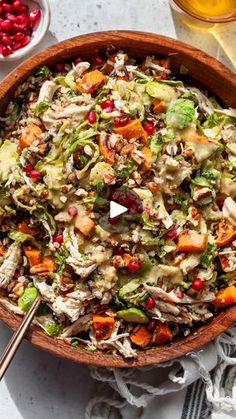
[94,186,143,233]
[110,201,128,219]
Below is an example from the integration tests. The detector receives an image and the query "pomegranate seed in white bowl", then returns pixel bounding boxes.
[0,0,50,61]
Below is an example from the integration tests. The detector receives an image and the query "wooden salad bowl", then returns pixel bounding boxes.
[0,31,236,368]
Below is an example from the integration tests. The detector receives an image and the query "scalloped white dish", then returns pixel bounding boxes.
[0,0,50,62]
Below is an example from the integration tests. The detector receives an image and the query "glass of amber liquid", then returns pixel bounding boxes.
[170,0,236,24]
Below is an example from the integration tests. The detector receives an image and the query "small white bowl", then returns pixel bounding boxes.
[0,0,50,62]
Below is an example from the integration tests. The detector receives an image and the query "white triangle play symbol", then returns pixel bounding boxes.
[110,201,128,218]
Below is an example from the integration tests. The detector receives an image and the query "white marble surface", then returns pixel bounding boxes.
[0,1,236,418]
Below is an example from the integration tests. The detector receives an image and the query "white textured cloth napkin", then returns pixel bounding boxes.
[85,327,236,419]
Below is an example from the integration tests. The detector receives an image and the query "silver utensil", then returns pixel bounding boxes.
[0,295,41,381]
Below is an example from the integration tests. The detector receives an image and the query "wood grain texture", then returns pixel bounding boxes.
[0,31,236,368]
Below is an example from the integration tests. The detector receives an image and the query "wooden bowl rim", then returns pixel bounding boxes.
[0,30,236,368]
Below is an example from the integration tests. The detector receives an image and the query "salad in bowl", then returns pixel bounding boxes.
[0,51,236,358]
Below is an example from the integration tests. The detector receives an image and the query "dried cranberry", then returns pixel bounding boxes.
[68,205,78,217]
[113,115,130,127]
[87,110,96,124]
[127,260,140,272]
[143,121,155,135]
[145,296,155,310]
[53,234,63,244]
[191,278,204,291]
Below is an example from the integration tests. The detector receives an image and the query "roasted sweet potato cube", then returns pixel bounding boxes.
[152,321,172,345]
[130,325,151,348]
[77,70,106,94]
[216,218,236,247]
[30,255,56,274]
[23,246,42,267]
[18,123,42,151]
[114,120,147,143]
[93,315,115,340]
[213,285,236,308]
[177,233,208,253]
[17,220,41,236]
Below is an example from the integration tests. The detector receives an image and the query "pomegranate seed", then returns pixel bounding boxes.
[29,170,41,179]
[21,34,30,47]
[1,20,12,31]
[87,110,96,124]
[0,7,3,16]
[2,45,12,56]
[113,246,125,256]
[5,13,17,23]
[1,35,12,45]
[100,100,114,110]
[53,234,63,244]
[217,199,224,209]
[108,215,120,225]
[104,106,113,113]
[147,319,157,331]
[145,296,155,310]
[29,8,41,28]
[55,62,65,72]
[68,205,78,217]
[113,115,130,127]
[160,72,168,80]
[23,164,33,172]
[2,3,12,13]
[143,122,155,135]
[127,260,140,272]
[16,14,28,27]
[176,289,184,299]
[12,1,24,13]
[191,278,204,291]
[12,40,21,50]
[13,31,24,41]
[20,4,28,14]
[94,56,104,65]
[74,56,82,65]
[165,229,178,239]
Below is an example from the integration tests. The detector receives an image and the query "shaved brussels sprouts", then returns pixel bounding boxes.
[18,287,38,312]
[166,99,195,130]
